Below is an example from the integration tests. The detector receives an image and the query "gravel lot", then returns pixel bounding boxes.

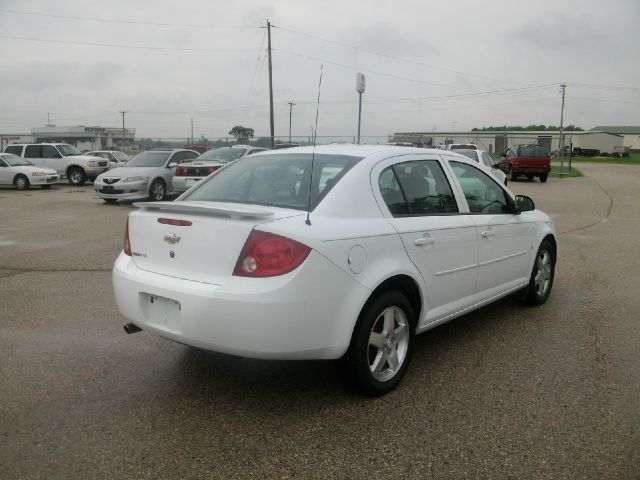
[1,164,638,479]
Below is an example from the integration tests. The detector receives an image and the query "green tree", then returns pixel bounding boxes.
[228,125,255,142]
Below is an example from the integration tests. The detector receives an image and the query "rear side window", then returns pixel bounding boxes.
[24,145,42,158]
[42,145,59,157]
[378,160,458,216]
[183,153,362,210]
[4,145,22,155]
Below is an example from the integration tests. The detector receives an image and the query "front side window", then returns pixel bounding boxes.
[183,153,362,210]
[42,145,60,158]
[378,160,458,216]
[450,161,510,214]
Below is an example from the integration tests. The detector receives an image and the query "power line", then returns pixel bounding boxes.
[570,82,640,93]
[0,8,258,29]
[0,34,258,52]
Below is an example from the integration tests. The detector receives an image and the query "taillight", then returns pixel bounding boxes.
[233,230,311,277]
[207,166,220,175]
[157,218,192,226]
[124,217,132,256]
[175,167,187,176]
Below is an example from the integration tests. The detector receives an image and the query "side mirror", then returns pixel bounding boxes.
[514,195,535,213]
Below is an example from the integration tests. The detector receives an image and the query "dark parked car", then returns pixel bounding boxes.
[500,145,551,182]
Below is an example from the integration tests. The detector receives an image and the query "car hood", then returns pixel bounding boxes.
[99,166,165,179]
[12,165,57,175]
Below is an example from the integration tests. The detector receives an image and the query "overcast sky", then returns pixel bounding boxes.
[0,0,638,140]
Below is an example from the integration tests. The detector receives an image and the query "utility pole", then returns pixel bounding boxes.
[190,117,194,144]
[288,101,295,143]
[119,111,126,152]
[267,20,275,149]
[559,83,566,172]
[47,112,51,126]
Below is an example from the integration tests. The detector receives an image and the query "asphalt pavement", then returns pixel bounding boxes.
[1,165,638,479]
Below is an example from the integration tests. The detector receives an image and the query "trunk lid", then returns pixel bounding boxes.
[128,201,304,284]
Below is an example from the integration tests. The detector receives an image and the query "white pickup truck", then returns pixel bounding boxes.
[3,143,110,185]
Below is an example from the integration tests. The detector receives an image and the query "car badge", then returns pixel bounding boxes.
[164,233,181,245]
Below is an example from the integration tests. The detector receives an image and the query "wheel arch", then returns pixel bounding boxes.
[542,233,557,260]
[66,164,85,176]
[355,274,423,334]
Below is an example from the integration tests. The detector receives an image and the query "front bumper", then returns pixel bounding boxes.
[30,174,59,185]
[94,179,150,200]
[112,251,369,360]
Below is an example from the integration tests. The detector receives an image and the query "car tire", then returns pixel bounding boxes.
[103,199,118,204]
[40,185,51,189]
[68,167,86,186]
[343,291,415,396]
[539,173,548,183]
[149,179,166,201]
[522,239,555,305]
[14,174,29,190]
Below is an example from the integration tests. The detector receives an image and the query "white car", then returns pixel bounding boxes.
[113,145,556,395]
[85,150,131,169]
[172,146,268,193]
[452,149,508,185]
[0,153,58,190]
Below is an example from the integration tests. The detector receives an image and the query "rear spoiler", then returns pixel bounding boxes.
[133,201,275,219]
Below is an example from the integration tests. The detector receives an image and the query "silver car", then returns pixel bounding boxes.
[172,145,268,193]
[85,150,131,169]
[94,149,199,203]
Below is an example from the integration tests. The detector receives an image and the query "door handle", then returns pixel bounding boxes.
[480,230,495,238]
[414,236,435,246]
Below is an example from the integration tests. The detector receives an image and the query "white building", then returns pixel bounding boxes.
[30,125,136,151]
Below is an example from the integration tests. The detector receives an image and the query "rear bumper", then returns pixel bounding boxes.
[172,176,204,192]
[112,251,369,360]
[511,165,551,174]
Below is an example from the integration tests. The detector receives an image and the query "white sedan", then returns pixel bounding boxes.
[113,145,556,395]
[0,153,58,190]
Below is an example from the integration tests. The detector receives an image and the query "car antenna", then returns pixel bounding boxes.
[305,64,323,226]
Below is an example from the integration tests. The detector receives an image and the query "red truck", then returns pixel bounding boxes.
[499,144,551,183]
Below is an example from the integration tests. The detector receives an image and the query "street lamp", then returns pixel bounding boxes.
[356,73,365,144]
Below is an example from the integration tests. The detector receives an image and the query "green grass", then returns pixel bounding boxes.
[567,151,640,165]
[550,165,583,177]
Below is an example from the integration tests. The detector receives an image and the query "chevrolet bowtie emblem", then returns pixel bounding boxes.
[163,233,181,244]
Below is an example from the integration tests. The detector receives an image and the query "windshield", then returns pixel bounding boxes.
[182,153,363,210]
[113,152,130,161]
[198,148,247,162]
[456,150,479,162]
[56,144,82,156]
[125,151,171,168]
[2,154,32,166]
[517,146,549,157]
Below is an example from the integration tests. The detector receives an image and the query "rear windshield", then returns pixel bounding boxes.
[198,148,247,162]
[182,153,363,210]
[456,150,479,162]
[517,146,549,157]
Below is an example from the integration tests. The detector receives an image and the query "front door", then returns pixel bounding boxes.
[373,156,479,326]
[448,161,533,301]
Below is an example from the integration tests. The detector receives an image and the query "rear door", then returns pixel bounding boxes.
[24,145,45,169]
[41,145,64,173]
[373,155,478,324]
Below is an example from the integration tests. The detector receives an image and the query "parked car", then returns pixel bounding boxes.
[0,152,58,190]
[172,145,268,193]
[499,144,551,182]
[85,150,131,169]
[3,143,109,185]
[453,149,507,185]
[448,143,478,151]
[94,149,199,203]
[113,145,556,395]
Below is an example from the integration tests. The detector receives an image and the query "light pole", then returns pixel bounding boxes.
[288,101,295,143]
[356,73,365,144]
